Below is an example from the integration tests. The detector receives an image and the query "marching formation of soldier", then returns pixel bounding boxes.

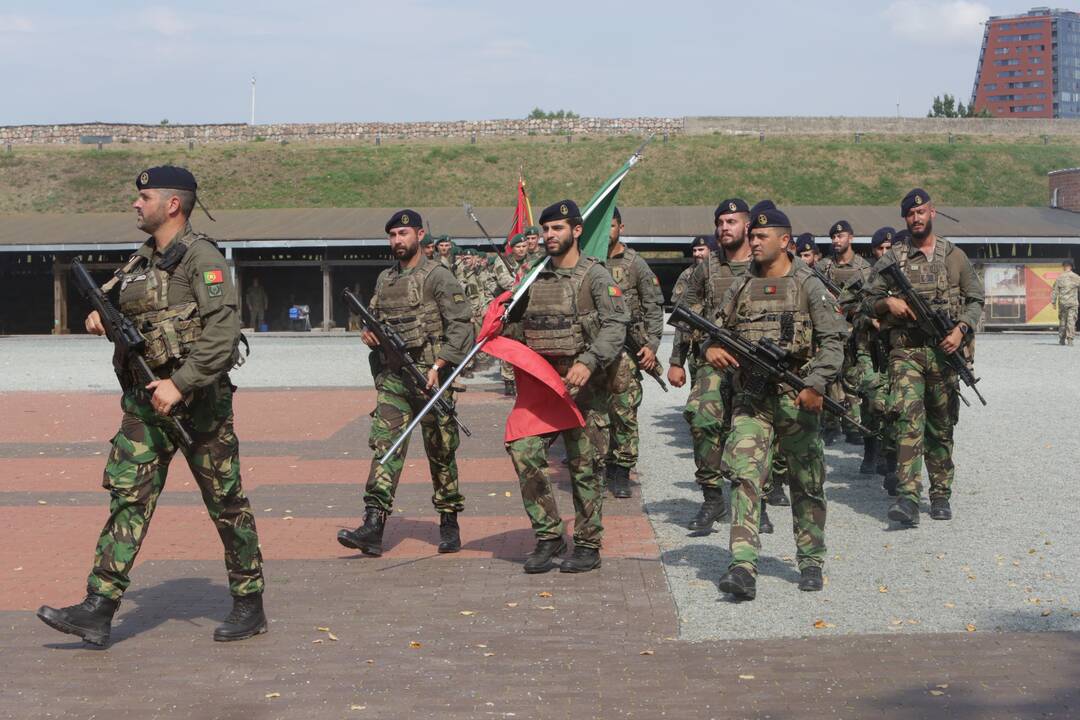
[36,164,993,648]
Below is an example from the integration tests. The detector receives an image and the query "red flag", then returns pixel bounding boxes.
[478,291,584,442]
[504,176,534,254]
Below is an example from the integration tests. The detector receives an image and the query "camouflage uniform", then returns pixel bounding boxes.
[817,253,873,437]
[506,255,629,549]
[672,252,752,491]
[1051,268,1080,345]
[364,257,475,513]
[88,223,264,601]
[669,263,701,385]
[713,254,846,575]
[603,245,664,472]
[862,237,984,507]
[501,254,529,385]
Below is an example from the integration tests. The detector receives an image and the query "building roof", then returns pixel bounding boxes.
[2,206,1079,252]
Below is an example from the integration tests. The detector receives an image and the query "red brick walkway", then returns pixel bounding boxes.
[2,388,1076,719]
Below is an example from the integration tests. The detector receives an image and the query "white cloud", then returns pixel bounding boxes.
[884,0,989,46]
[139,7,192,37]
[0,15,34,33]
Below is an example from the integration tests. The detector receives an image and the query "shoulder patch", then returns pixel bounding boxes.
[652,276,660,286]
[203,269,224,285]
[453,293,466,303]
[608,285,623,297]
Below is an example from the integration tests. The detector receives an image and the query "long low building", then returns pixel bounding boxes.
[2,206,1077,334]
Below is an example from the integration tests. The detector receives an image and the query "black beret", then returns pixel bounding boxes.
[749,199,776,217]
[829,220,854,238]
[893,229,911,244]
[794,232,817,254]
[901,188,931,217]
[538,199,582,225]
[690,235,710,248]
[749,205,791,231]
[385,209,423,234]
[612,206,622,223]
[714,198,749,223]
[871,226,896,249]
[136,165,197,192]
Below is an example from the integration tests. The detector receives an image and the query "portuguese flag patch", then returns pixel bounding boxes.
[203,269,224,285]
[608,285,623,297]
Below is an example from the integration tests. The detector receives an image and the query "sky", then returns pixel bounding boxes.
[0,0,1035,125]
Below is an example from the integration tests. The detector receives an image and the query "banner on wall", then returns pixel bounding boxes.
[977,261,1064,328]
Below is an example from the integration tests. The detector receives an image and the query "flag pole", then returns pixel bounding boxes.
[377,138,653,465]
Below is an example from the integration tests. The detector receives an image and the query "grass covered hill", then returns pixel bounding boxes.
[1,133,1078,214]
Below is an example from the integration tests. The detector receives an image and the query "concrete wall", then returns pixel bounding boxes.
[0,118,684,146]
[684,116,1080,136]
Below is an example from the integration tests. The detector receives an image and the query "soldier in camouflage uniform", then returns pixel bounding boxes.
[818,220,873,446]
[506,200,628,574]
[337,210,475,555]
[1051,259,1080,346]
[436,235,454,268]
[500,234,531,396]
[794,232,818,268]
[668,236,711,390]
[37,166,266,647]
[709,205,847,600]
[524,225,545,267]
[421,235,435,260]
[862,189,984,526]
[602,207,664,498]
[670,199,754,535]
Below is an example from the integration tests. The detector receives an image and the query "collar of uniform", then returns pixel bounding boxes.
[609,245,627,260]
[152,221,193,254]
[904,237,942,261]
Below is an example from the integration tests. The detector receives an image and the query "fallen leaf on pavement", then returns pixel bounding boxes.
[312,639,323,644]
[639,650,654,656]
[539,605,556,610]
[459,611,475,616]
[409,641,422,648]
[965,624,977,632]
[317,626,330,632]
[538,591,553,598]
[738,674,755,680]
[813,619,835,629]
[328,632,338,641]
[944,602,955,608]
[878,585,888,593]
[929,690,945,696]
[350,705,366,710]
[483,652,496,657]
[506,602,519,608]
[265,693,281,699]
[1041,610,1052,617]
[936,684,949,689]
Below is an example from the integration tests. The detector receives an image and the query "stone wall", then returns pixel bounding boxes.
[0,118,684,145]
[684,116,1080,136]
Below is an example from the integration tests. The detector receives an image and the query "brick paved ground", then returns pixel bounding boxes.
[2,386,1077,719]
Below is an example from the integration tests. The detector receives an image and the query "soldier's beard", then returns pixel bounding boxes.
[136,206,166,233]
[393,243,418,261]
[548,235,574,257]
[910,219,933,241]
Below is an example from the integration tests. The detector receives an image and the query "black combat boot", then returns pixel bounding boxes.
[337,507,388,556]
[882,450,899,496]
[437,512,462,553]
[887,497,920,526]
[822,426,841,446]
[759,500,775,534]
[765,482,790,507]
[524,537,566,574]
[559,545,601,573]
[845,429,863,445]
[875,452,888,476]
[929,497,953,520]
[37,593,119,647]
[717,566,756,601]
[798,566,824,592]
[687,487,726,534]
[503,380,516,397]
[213,593,268,642]
[609,464,632,499]
[859,436,880,475]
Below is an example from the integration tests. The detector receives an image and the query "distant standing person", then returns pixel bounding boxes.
[1051,259,1080,346]
[36,166,266,646]
[245,276,268,331]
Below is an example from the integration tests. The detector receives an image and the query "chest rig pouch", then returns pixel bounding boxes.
[890,244,962,349]
[706,255,744,319]
[118,238,203,371]
[522,258,599,358]
[726,273,814,393]
[371,261,445,365]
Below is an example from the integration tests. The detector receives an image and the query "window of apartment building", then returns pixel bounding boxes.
[994,47,1010,54]
[989,94,1020,101]
[1009,104,1045,112]
[985,83,998,90]
[994,58,1021,66]
[1007,81,1043,88]
[997,70,1024,77]
[1030,56,1042,63]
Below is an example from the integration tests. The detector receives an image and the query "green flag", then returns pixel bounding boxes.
[577,156,636,260]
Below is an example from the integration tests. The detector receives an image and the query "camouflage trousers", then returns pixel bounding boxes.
[889,347,959,504]
[1059,305,1077,342]
[506,373,608,549]
[683,363,733,489]
[88,379,264,600]
[604,351,643,469]
[364,369,464,513]
[722,386,827,574]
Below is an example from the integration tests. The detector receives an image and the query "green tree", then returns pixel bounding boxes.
[928,94,992,118]
[527,108,580,120]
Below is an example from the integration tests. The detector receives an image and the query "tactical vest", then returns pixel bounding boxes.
[724,271,814,364]
[889,241,965,348]
[522,257,599,357]
[608,247,643,320]
[118,234,205,370]
[823,258,864,289]
[705,255,746,317]
[371,260,445,364]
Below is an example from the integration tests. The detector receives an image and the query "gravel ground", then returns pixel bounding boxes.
[3,330,1078,640]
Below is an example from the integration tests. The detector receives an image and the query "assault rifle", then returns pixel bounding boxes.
[812,266,863,302]
[70,258,194,449]
[343,288,471,437]
[626,324,668,392]
[877,263,987,406]
[668,304,875,435]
